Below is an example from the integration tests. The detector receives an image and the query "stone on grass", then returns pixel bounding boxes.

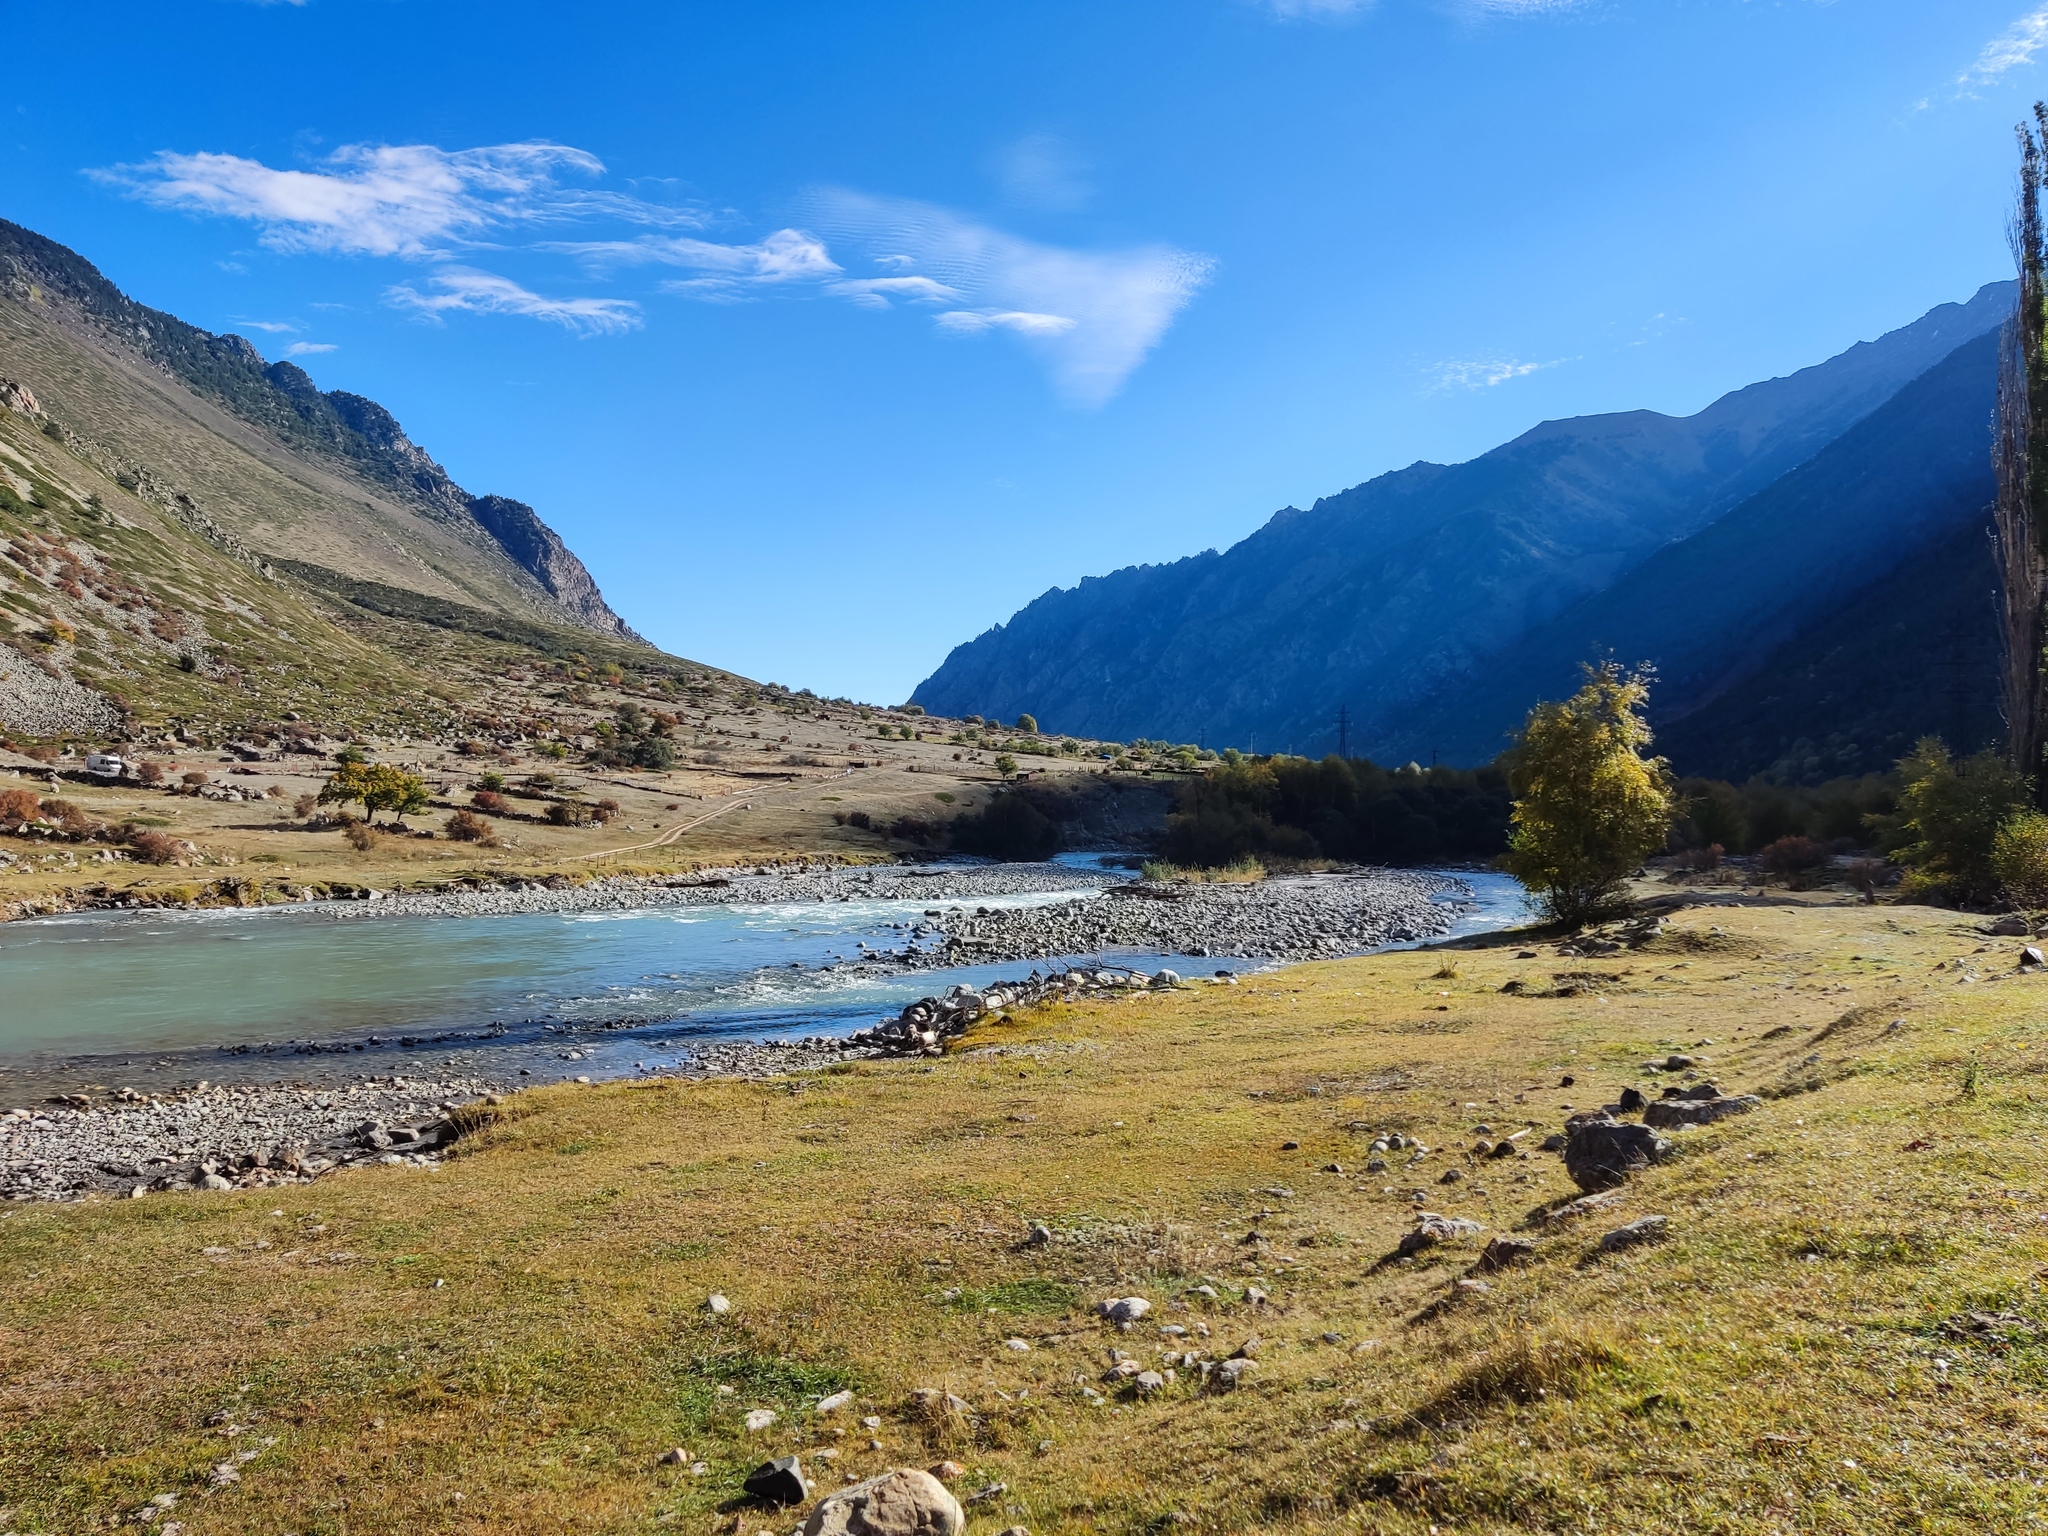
[1096,1296,1151,1324]
[1642,1093,1760,1129]
[1209,1357,1255,1393]
[743,1455,810,1505]
[1134,1370,1166,1394]
[1563,1115,1671,1193]
[745,1408,778,1432]
[1398,1213,1485,1255]
[658,1447,689,1465]
[707,1292,732,1316]
[1471,1237,1536,1273]
[1599,1215,1670,1253]
[1002,1337,1031,1352]
[801,1468,964,1536]
[816,1389,854,1413]
[927,1460,966,1482]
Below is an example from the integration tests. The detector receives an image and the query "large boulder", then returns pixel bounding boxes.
[802,1468,963,1536]
[1563,1114,1672,1192]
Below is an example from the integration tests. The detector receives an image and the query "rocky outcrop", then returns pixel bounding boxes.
[468,495,639,640]
[1563,1113,1672,1193]
[850,967,1181,1055]
[802,1468,962,1536]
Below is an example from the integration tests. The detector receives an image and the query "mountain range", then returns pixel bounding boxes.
[912,284,2014,782]
[0,217,691,744]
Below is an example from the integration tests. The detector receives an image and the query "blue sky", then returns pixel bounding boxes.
[2,0,2044,702]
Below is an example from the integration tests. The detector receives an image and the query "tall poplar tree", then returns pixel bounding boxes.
[1996,104,2048,798]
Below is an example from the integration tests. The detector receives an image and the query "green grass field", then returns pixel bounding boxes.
[3,902,2045,1534]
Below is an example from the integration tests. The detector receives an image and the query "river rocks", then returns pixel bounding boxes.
[1642,1091,1761,1128]
[1,1075,500,1203]
[1598,1215,1670,1252]
[802,1468,964,1536]
[1563,1115,1672,1192]
[743,1455,809,1504]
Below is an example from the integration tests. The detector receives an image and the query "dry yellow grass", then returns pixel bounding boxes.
[3,901,2046,1534]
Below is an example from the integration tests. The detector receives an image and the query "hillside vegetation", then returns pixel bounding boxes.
[1,900,2041,1534]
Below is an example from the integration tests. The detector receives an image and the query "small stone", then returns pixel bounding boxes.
[1026,1223,1053,1246]
[1003,1337,1031,1352]
[742,1455,809,1505]
[1563,1116,1672,1193]
[1438,1167,1464,1184]
[200,1174,234,1192]
[1209,1357,1254,1393]
[1398,1213,1486,1254]
[659,1447,689,1465]
[1365,1158,1388,1174]
[1599,1215,1670,1253]
[1097,1295,1151,1324]
[1280,1140,1300,1150]
[1471,1237,1537,1273]
[1245,1285,1269,1306]
[816,1389,854,1413]
[1134,1370,1166,1394]
[745,1408,778,1432]
[707,1293,732,1316]
[928,1460,966,1482]
[2024,947,2046,969]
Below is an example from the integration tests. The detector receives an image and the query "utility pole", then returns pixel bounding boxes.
[1336,704,1349,760]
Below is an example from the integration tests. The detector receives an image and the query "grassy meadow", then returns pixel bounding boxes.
[2,901,2044,1534]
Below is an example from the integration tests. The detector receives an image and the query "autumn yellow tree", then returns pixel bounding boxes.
[1501,663,1674,925]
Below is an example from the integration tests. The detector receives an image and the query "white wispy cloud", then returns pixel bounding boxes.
[91,141,701,258]
[549,229,842,300]
[826,275,963,309]
[386,268,642,336]
[284,341,337,355]
[1429,356,1566,391]
[1961,6,2048,91]
[238,319,297,333]
[806,189,1214,406]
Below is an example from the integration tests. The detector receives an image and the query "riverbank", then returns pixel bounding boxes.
[2,901,2037,1535]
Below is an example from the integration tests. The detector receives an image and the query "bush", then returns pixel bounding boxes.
[1674,843,1723,872]
[471,790,509,815]
[1501,663,1674,926]
[1759,835,1829,888]
[477,772,507,793]
[343,821,378,852]
[181,771,209,787]
[1993,811,2048,909]
[293,792,318,819]
[137,760,165,786]
[593,798,621,824]
[0,787,41,827]
[444,808,498,845]
[546,801,593,827]
[1883,739,2032,906]
[1016,713,1039,734]
[994,754,1018,777]
[127,829,183,864]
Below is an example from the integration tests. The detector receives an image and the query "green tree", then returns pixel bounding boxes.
[1500,663,1674,926]
[1993,809,2048,908]
[1016,713,1039,734]
[1998,105,2048,798]
[994,754,1018,778]
[318,761,429,825]
[1883,739,2033,905]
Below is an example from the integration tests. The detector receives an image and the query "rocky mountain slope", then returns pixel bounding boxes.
[0,217,683,743]
[913,283,2013,777]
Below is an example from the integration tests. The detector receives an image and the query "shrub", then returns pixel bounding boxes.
[127,829,183,864]
[40,619,75,646]
[1016,713,1039,734]
[471,790,509,815]
[293,792,318,819]
[1759,835,1829,888]
[0,788,41,827]
[181,771,209,787]
[994,754,1018,778]
[900,704,924,716]
[342,821,378,852]
[1500,663,1674,926]
[477,772,507,793]
[1674,842,1723,872]
[137,760,165,786]
[593,798,621,824]
[1884,739,2032,906]
[444,808,498,845]
[1993,810,2048,909]
[265,784,286,799]
[546,801,593,827]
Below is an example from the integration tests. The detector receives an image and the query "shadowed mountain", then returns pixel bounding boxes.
[913,284,2012,772]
